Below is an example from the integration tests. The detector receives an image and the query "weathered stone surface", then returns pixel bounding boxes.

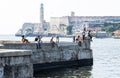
[0,50,33,78]
[0,39,92,64]
[78,50,92,59]
[0,49,31,57]
[0,39,92,77]
[0,66,4,78]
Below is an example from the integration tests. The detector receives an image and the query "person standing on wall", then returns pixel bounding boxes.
[73,36,76,42]
[50,37,55,48]
[88,30,93,41]
[34,36,42,49]
[82,31,86,40]
[56,35,59,43]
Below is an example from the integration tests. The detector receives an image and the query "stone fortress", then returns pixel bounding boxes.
[15,3,120,37]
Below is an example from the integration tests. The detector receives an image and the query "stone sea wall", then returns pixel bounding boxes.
[0,39,92,64]
[0,49,33,78]
[0,39,93,77]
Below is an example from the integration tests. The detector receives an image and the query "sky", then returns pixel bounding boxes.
[0,0,120,35]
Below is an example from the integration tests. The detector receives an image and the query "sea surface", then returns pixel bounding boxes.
[0,35,120,78]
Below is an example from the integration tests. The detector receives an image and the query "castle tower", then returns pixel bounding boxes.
[40,3,44,29]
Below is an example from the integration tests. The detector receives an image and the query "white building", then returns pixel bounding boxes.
[49,17,69,36]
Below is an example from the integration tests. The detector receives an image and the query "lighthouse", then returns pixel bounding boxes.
[40,3,44,30]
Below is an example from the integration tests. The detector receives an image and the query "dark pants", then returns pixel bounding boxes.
[83,35,85,40]
[51,42,55,48]
[36,42,41,49]
[78,41,82,47]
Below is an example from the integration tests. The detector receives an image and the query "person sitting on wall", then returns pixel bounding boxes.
[21,35,29,43]
[50,37,55,48]
[76,35,82,47]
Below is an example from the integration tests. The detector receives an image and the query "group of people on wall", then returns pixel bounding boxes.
[21,29,92,49]
[73,30,93,47]
[21,35,58,49]
[73,30,92,41]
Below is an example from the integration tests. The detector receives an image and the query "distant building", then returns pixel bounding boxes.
[86,27,110,38]
[72,21,89,36]
[49,12,90,36]
[15,3,49,36]
[15,3,120,37]
[49,12,120,36]
[95,31,110,38]
[113,30,120,38]
[113,30,120,35]
[87,27,102,31]
[49,17,69,36]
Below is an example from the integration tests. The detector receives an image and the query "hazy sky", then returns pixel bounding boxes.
[0,0,120,35]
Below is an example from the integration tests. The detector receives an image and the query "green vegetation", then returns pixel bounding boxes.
[102,23,120,32]
[92,23,120,33]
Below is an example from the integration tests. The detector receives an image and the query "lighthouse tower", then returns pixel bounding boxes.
[40,3,44,30]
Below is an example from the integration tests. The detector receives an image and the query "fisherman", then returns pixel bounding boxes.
[50,37,55,48]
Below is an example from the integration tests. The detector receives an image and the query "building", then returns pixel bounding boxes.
[15,3,49,36]
[113,30,120,39]
[49,12,120,36]
[49,17,69,36]
[15,3,120,37]
[49,12,90,36]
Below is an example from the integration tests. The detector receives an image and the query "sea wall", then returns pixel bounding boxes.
[0,39,92,65]
[0,49,33,78]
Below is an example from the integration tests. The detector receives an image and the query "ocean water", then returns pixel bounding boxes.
[1,35,120,78]
[91,38,120,78]
[0,35,73,42]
